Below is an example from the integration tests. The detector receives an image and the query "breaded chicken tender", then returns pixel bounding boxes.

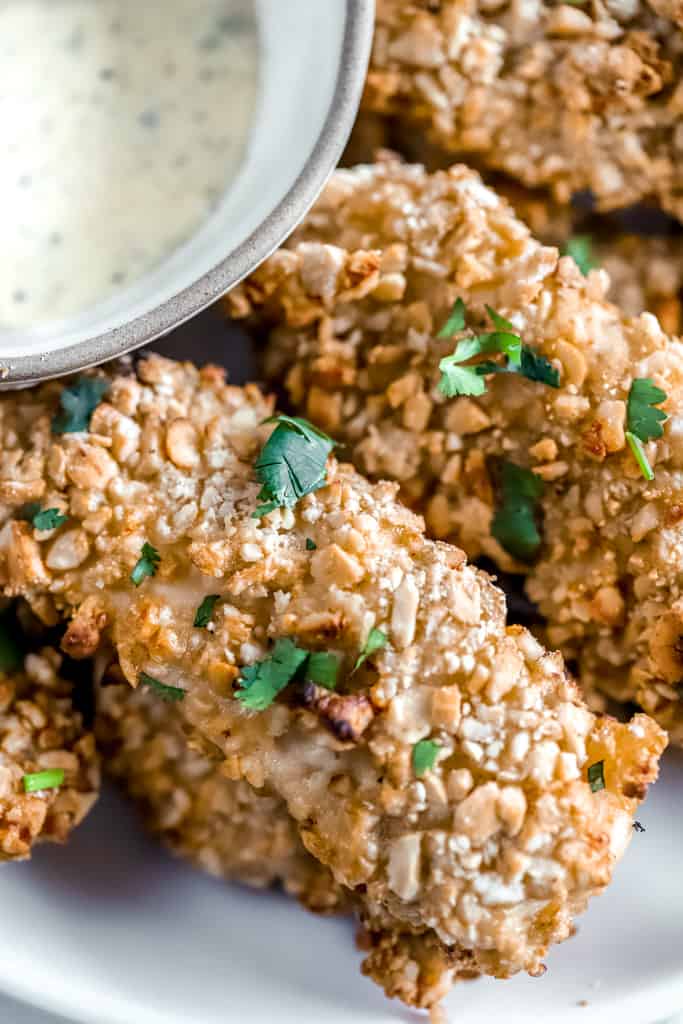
[229,159,683,739]
[364,0,683,218]
[0,355,665,1009]
[0,647,99,861]
[343,114,683,331]
[96,673,345,913]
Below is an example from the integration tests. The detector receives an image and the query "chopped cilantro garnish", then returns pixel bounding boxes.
[353,627,387,672]
[626,432,654,482]
[305,538,317,551]
[625,378,667,480]
[32,508,69,531]
[438,305,558,396]
[491,460,544,562]
[23,769,64,793]
[140,671,185,703]
[52,376,108,434]
[438,359,487,398]
[561,236,596,276]
[587,760,605,793]
[437,297,467,338]
[130,542,161,587]
[518,346,560,388]
[306,651,339,690]
[236,637,309,711]
[0,615,23,672]
[194,594,220,628]
[627,378,667,442]
[253,415,335,517]
[412,739,441,777]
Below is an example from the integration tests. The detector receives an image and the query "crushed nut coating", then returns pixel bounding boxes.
[0,354,665,1007]
[0,648,99,861]
[230,159,683,740]
[96,675,345,913]
[363,0,683,217]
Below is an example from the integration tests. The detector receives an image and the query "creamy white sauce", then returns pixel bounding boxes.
[0,0,258,328]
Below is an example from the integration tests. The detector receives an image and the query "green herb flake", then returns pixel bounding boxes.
[52,376,108,434]
[306,651,339,690]
[194,594,220,628]
[412,739,441,778]
[130,542,161,587]
[353,627,388,672]
[519,347,560,388]
[437,297,467,338]
[23,769,64,793]
[627,378,668,442]
[141,671,185,703]
[0,616,23,673]
[32,508,69,531]
[236,637,309,711]
[626,431,654,482]
[253,415,336,517]
[491,460,544,562]
[588,759,605,793]
[438,358,488,398]
[305,538,317,551]
[561,236,596,276]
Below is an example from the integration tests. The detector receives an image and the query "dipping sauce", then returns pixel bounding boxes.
[0,0,258,329]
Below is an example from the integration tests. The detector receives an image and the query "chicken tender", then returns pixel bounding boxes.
[364,0,683,218]
[96,672,345,913]
[0,647,99,861]
[229,159,683,740]
[0,354,665,1009]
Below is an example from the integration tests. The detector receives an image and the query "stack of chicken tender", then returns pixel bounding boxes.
[3,2,683,1018]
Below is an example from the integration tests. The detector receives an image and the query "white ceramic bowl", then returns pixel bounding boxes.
[0,0,374,385]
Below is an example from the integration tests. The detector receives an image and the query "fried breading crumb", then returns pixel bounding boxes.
[0,354,665,1009]
[96,674,345,913]
[363,0,683,218]
[229,159,683,743]
[0,648,99,861]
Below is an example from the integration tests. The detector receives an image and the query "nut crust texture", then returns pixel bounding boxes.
[365,0,683,217]
[0,354,665,1005]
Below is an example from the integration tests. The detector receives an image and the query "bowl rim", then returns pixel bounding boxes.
[1,0,375,387]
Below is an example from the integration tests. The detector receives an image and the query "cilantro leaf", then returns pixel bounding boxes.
[588,760,605,793]
[412,739,441,778]
[561,236,596,276]
[519,347,560,388]
[52,377,108,434]
[437,298,467,338]
[23,769,64,793]
[194,594,220,628]
[140,671,185,703]
[305,538,317,551]
[438,358,487,397]
[627,378,667,442]
[353,627,387,672]
[491,460,544,562]
[130,542,161,587]
[306,651,339,690]
[626,431,654,482]
[0,614,23,672]
[253,415,336,516]
[235,637,309,711]
[32,508,69,531]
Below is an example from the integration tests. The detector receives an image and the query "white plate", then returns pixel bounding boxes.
[0,752,682,1024]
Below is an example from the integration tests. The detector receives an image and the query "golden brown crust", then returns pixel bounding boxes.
[230,160,683,740]
[364,0,683,217]
[0,648,99,861]
[96,674,345,913]
[0,353,665,1009]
